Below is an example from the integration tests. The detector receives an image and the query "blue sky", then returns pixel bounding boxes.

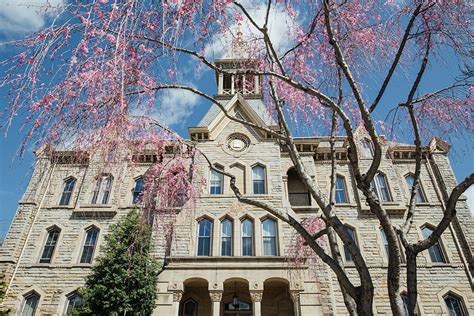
[0,1,472,239]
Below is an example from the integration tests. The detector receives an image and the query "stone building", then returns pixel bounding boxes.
[0,45,473,316]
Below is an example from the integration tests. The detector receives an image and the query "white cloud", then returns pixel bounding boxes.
[464,184,474,216]
[204,1,299,59]
[0,0,63,35]
[131,89,200,127]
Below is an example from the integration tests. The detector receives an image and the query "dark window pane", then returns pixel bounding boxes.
[132,178,144,204]
[80,228,99,263]
[262,219,277,256]
[335,176,348,203]
[66,294,83,314]
[60,178,75,205]
[197,220,212,256]
[405,175,426,203]
[445,295,466,316]
[22,293,39,316]
[40,229,60,263]
[422,227,446,263]
[252,166,266,194]
[210,167,223,195]
[343,226,357,262]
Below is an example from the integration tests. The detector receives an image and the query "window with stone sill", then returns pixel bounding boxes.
[405,174,427,203]
[210,165,224,195]
[197,219,213,256]
[370,172,392,202]
[252,165,266,194]
[221,218,233,256]
[80,226,99,264]
[343,225,358,262]
[59,177,76,206]
[261,218,277,256]
[40,227,60,263]
[421,225,446,263]
[91,174,113,204]
[241,218,254,256]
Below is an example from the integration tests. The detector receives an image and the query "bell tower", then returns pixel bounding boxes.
[215,28,261,99]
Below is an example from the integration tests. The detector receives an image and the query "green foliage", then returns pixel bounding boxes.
[77,210,161,315]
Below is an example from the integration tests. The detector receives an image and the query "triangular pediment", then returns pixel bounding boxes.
[189,94,277,140]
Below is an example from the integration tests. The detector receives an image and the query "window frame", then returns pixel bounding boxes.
[182,298,198,316]
[59,177,76,206]
[209,165,224,195]
[197,218,213,256]
[361,138,374,158]
[261,217,278,256]
[39,226,61,264]
[220,218,233,256]
[443,293,467,316]
[66,292,83,314]
[335,175,349,204]
[80,226,100,264]
[370,172,392,202]
[21,291,40,316]
[241,218,254,256]
[342,225,358,263]
[132,176,144,204]
[404,173,427,203]
[380,227,406,264]
[252,164,267,194]
[91,174,113,205]
[421,225,447,263]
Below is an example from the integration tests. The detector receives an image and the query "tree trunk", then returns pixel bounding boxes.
[406,251,418,316]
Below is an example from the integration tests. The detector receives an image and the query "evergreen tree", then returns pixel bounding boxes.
[77,210,160,315]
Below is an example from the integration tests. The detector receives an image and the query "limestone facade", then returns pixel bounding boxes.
[0,62,473,316]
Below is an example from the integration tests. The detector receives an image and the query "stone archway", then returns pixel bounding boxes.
[222,278,252,316]
[180,278,212,316]
[262,279,295,316]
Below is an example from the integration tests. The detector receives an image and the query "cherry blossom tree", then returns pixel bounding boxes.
[1,0,473,315]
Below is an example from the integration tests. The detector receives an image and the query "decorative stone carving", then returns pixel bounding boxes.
[226,133,250,152]
[173,291,183,302]
[250,290,263,302]
[290,290,300,304]
[209,290,223,302]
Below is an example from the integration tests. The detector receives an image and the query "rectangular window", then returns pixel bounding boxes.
[241,219,253,256]
[40,229,60,263]
[262,219,277,256]
[59,178,75,205]
[335,176,348,203]
[371,173,392,202]
[80,228,99,264]
[221,219,232,256]
[197,219,212,256]
[405,175,426,203]
[343,226,357,262]
[210,166,224,195]
[422,226,446,263]
[252,166,266,194]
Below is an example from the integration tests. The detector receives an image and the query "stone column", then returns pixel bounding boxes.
[172,290,183,316]
[231,74,235,94]
[254,75,259,94]
[250,290,263,316]
[209,290,223,316]
[218,73,223,94]
[290,290,301,316]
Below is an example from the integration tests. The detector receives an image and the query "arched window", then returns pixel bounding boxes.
[343,225,358,262]
[380,228,406,263]
[262,218,277,256]
[197,219,212,256]
[405,174,426,203]
[21,291,40,316]
[66,292,83,314]
[59,177,76,205]
[182,299,197,316]
[40,227,60,263]
[252,165,266,194]
[210,165,224,194]
[241,219,254,256]
[91,174,113,204]
[132,177,144,204]
[80,226,99,264]
[362,138,374,158]
[221,219,233,256]
[370,172,392,202]
[444,293,466,316]
[421,226,446,263]
[335,175,348,204]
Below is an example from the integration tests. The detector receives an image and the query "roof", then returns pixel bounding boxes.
[196,97,277,127]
